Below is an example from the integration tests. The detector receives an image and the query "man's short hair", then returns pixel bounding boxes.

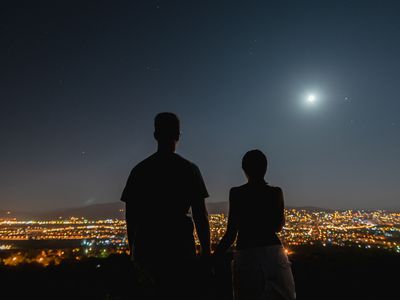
[242,149,268,178]
[154,112,180,141]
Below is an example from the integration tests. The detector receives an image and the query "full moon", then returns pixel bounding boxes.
[307,94,316,103]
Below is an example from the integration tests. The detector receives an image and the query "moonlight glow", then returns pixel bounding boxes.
[307,94,316,103]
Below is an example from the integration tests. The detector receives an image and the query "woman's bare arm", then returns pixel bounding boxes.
[275,187,285,232]
[214,189,238,255]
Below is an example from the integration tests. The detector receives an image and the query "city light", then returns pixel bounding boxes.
[0,209,399,266]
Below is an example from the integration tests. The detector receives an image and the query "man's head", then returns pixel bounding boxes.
[242,149,268,180]
[154,112,180,150]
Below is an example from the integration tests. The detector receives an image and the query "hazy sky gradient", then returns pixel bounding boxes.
[1,0,399,211]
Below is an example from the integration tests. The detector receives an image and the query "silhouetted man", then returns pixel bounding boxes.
[121,112,211,298]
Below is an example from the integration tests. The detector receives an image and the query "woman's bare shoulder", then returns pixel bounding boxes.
[229,184,248,193]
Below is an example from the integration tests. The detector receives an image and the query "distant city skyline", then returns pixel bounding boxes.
[1,1,399,211]
[1,208,400,260]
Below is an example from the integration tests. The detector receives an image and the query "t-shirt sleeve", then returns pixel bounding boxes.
[191,164,209,199]
[120,167,138,203]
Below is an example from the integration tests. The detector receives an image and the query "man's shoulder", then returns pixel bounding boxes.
[130,153,158,173]
[173,153,200,170]
[132,153,200,173]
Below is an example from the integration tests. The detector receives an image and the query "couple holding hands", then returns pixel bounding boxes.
[121,112,295,300]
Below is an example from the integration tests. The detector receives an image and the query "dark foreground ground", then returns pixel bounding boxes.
[0,246,399,300]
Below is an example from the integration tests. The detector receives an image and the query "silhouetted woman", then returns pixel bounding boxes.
[214,150,296,300]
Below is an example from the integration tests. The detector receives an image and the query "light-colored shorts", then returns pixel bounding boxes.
[232,245,296,300]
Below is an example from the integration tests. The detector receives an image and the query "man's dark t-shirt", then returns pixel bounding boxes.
[121,152,209,261]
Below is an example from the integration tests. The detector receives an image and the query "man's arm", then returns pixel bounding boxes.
[192,197,211,256]
[121,168,138,257]
[125,202,136,254]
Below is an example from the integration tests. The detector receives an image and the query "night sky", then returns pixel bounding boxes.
[1,0,399,212]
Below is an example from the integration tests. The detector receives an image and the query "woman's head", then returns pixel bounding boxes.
[242,149,268,180]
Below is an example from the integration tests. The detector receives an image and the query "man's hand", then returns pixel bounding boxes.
[129,244,135,262]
